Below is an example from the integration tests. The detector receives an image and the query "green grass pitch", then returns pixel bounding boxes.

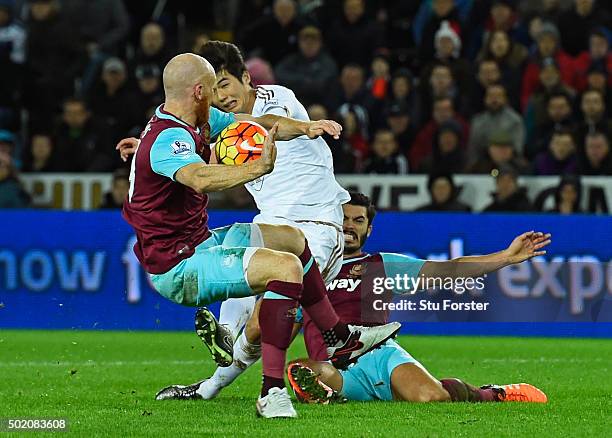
[2,330,610,437]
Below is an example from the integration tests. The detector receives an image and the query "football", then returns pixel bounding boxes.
[214,121,267,165]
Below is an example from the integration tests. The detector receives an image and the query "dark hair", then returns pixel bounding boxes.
[63,96,88,109]
[199,41,247,80]
[348,191,376,225]
[555,174,582,211]
[547,91,572,105]
[551,126,575,140]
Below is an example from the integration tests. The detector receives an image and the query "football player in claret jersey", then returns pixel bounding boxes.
[157,192,550,404]
[121,53,401,419]
[290,192,549,404]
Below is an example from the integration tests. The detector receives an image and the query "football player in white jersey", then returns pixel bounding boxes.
[117,41,352,401]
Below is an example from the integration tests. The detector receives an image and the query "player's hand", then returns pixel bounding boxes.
[116,137,140,162]
[306,120,343,140]
[504,231,552,264]
[257,123,278,175]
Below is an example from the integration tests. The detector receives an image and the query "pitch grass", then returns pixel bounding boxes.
[1,331,610,437]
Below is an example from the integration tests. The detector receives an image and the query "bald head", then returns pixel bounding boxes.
[163,53,216,101]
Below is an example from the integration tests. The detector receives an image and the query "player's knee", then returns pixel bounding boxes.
[272,252,302,282]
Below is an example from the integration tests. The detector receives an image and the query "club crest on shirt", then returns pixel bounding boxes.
[348,263,365,278]
[171,140,191,155]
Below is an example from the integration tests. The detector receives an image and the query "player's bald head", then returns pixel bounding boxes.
[163,53,216,100]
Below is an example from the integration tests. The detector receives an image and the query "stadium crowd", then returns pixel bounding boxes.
[0,0,611,212]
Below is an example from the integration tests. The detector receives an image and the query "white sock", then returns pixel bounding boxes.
[219,296,257,340]
[197,331,262,399]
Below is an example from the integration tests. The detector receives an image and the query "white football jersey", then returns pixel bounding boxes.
[247,85,349,224]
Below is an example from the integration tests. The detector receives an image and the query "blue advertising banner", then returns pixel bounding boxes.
[0,211,610,337]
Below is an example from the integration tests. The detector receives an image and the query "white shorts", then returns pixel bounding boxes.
[253,211,345,285]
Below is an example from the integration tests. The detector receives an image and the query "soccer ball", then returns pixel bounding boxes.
[214,121,267,165]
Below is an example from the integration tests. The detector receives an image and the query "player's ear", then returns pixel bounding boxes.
[242,70,252,87]
[367,225,372,237]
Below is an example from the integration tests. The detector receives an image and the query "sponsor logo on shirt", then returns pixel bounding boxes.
[171,140,191,155]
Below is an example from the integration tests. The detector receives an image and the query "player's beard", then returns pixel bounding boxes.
[194,97,210,128]
[344,230,368,255]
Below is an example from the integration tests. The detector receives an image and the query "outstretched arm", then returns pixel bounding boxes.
[236,113,342,141]
[420,231,552,280]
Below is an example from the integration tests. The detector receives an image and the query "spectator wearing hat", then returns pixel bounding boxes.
[99,168,130,209]
[326,0,384,68]
[275,25,338,109]
[547,175,583,214]
[132,64,163,130]
[521,21,576,110]
[363,129,408,174]
[557,0,611,57]
[421,20,471,98]
[416,173,471,212]
[535,128,578,175]
[0,147,29,208]
[89,57,137,143]
[418,120,466,174]
[25,0,83,125]
[579,131,612,175]
[54,97,113,172]
[130,22,173,83]
[418,0,463,63]
[238,0,300,65]
[483,165,533,212]
[466,133,530,175]
[573,29,612,92]
[384,100,415,155]
[410,96,469,170]
[468,83,525,160]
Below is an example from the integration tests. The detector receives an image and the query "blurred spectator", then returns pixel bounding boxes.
[548,174,583,214]
[326,0,384,68]
[367,52,391,101]
[245,57,275,86]
[22,133,60,172]
[584,61,610,106]
[575,89,612,151]
[420,63,468,124]
[0,0,25,130]
[468,84,525,159]
[468,58,503,115]
[467,133,530,174]
[523,58,575,156]
[0,128,14,156]
[132,64,163,130]
[99,168,129,209]
[421,20,471,94]
[334,64,372,131]
[477,30,527,109]
[573,29,612,92]
[483,166,533,212]
[333,106,368,168]
[579,131,612,175]
[418,119,466,174]
[54,97,114,172]
[418,0,462,63]
[191,31,210,54]
[239,0,300,65]
[385,100,415,154]
[130,23,172,81]
[416,173,471,212]
[25,0,82,126]
[384,68,420,128]
[557,0,611,57]
[307,103,328,121]
[363,129,408,174]
[0,149,29,208]
[535,128,578,175]
[275,25,338,109]
[89,57,136,142]
[410,96,469,170]
[531,91,576,157]
[521,21,576,110]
